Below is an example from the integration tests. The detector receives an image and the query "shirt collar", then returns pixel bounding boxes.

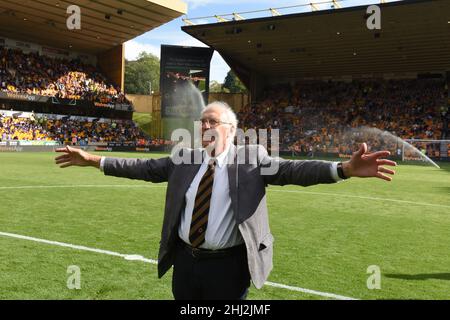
[203,142,231,168]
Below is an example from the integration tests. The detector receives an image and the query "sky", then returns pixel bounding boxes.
[124,0,402,83]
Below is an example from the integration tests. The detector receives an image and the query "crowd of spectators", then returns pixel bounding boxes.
[0,113,170,147]
[1,75,448,157]
[0,47,128,105]
[238,79,449,157]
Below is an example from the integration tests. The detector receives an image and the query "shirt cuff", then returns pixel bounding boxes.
[99,156,106,172]
[330,162,343,182]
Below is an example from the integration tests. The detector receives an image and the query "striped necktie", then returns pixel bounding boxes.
[189,159,216,248]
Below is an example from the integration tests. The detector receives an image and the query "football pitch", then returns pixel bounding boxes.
[0,151,449,300]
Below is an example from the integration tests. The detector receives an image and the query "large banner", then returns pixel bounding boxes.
[160,45,214,118]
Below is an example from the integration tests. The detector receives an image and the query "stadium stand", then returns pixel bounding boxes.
[0,47,128,105]
[182,0,450,160]
[0,45,155,148]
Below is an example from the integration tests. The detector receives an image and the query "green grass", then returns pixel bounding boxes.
[0,152,449,300]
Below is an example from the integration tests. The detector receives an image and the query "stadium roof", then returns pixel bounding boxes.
[0,0,187,54]
[182,0,450,82]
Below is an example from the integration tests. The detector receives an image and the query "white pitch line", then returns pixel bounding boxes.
[0,231,158,264]
[0,231,357,300]
[264,281,357,300]
[269,189,450,209]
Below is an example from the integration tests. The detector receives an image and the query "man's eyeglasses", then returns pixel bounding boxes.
[199,118,233,128]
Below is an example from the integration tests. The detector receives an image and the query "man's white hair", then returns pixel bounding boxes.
[202,101,238,130]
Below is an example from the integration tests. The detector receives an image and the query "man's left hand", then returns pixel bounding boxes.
[342,143,397,181]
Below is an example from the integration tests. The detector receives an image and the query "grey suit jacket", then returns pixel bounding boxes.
[103,144,337,289]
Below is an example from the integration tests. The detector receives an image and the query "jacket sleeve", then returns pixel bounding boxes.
[258,146,337,186]
[103,157,172,183]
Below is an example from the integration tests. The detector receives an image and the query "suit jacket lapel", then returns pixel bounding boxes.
[178,148,204,198]
[170,149,203,228]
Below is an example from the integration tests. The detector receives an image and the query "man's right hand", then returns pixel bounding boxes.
[55,146,101,169]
